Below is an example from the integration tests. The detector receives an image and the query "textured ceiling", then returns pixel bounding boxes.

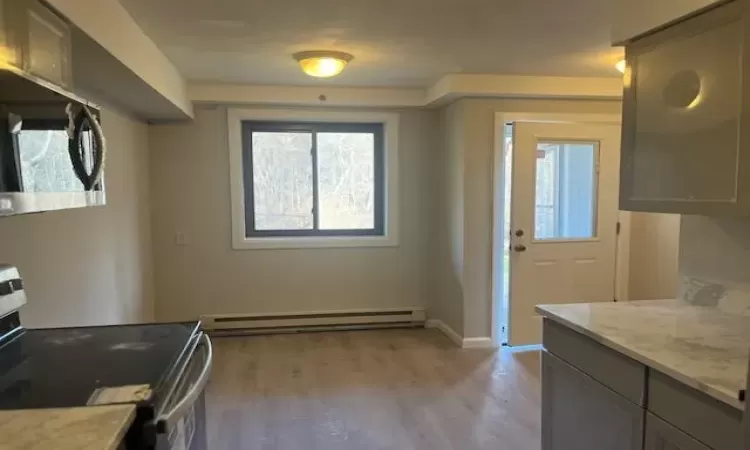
[119,0,623,87]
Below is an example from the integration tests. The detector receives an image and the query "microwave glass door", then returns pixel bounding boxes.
[14,119,95,193]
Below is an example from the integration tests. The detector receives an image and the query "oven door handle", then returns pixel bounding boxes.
[157,333,213,432]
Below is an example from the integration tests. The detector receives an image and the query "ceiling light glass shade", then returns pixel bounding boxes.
[294,51,354,78]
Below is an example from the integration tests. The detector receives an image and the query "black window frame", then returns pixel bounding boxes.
[241,120,385,238]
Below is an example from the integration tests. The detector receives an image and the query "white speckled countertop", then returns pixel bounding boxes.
[536,299,750,410]
[0,405,135,450]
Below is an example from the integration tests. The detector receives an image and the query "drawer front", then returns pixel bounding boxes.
[543,319,647,405]
[645,413,712,450]
[543,351,644,450]
[649,371,742,450]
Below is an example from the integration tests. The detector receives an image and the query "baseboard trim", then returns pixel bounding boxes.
[425,319,495,349]
[462,337,494,349]
[425,319,463,346]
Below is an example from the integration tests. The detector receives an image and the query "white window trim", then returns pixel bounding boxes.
[227,108,400,250]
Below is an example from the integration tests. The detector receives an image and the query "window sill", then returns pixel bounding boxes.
[232,235,399,250]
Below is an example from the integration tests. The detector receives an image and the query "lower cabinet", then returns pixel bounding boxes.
[645,413,711,450]
[542,319,742,450]
[542,351,644,450]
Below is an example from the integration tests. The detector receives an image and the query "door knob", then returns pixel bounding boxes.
[513,244,527,252]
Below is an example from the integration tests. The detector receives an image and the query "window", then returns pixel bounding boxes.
[229,109,398,249]
[534,141,599,240]
[242,121,384,238]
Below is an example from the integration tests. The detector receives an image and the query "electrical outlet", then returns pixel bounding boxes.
[174,232,188,246]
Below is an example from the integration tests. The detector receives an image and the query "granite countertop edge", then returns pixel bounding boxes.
[535,302,746,411]
[0,404,136,450]
[95,405,136,450]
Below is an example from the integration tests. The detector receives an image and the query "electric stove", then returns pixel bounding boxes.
[0,265,212,449]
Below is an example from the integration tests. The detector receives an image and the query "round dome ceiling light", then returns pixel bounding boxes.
[294,51,354,78]
[616,59,627,74]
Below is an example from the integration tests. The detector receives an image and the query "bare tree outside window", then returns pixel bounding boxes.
[317,132,375,230]
[251,132,314,230]
[242,121,384,238]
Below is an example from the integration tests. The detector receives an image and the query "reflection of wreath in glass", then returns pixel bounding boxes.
[68,105,106,191]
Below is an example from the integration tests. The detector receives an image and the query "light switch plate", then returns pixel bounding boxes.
[174,232,188,246]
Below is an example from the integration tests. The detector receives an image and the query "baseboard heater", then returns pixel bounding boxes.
[201,307,426,336]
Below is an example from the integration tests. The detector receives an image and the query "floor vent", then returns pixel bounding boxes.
[201,307,426,336]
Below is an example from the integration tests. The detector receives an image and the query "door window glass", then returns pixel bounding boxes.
[534,142,598,240]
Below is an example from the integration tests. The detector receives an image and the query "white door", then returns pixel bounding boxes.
[507,122,621,346]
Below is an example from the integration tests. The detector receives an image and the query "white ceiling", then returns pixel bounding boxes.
[119,0,623,88]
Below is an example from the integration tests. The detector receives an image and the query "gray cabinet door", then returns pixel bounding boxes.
[542,351,644,450]
[620,1,750,215]
[3,0,72,87]
[645,413,712,450]
[648,370,742,450]
[21,0,73,87]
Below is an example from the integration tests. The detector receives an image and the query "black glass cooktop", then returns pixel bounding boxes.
[0,321,200,410]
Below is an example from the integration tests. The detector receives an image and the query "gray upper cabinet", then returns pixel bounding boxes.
[542,351,644,450]
[3,0,72,88]
[620,1,750,215]
[645,413,712,450]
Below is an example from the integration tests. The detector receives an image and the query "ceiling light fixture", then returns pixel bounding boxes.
[616,59,627,74]
[294,51,354,78]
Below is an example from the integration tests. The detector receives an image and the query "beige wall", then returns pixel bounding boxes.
[0,108,154,327]
[627,212,680,300]
[436,97,623,338]
[431,102,465,335]
[148,106,439,321]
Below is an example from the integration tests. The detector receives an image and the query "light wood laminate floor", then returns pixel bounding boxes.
[206,328,541,450]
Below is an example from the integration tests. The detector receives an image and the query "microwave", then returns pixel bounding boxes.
[0,67,106,216]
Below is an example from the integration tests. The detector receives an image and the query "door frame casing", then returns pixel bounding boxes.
[491,112,625,347]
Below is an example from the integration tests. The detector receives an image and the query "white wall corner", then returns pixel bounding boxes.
[616,211,632,301]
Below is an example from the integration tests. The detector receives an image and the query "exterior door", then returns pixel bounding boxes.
[508,122,621,346]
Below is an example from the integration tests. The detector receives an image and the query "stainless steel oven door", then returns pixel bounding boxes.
[155,334,212,450]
